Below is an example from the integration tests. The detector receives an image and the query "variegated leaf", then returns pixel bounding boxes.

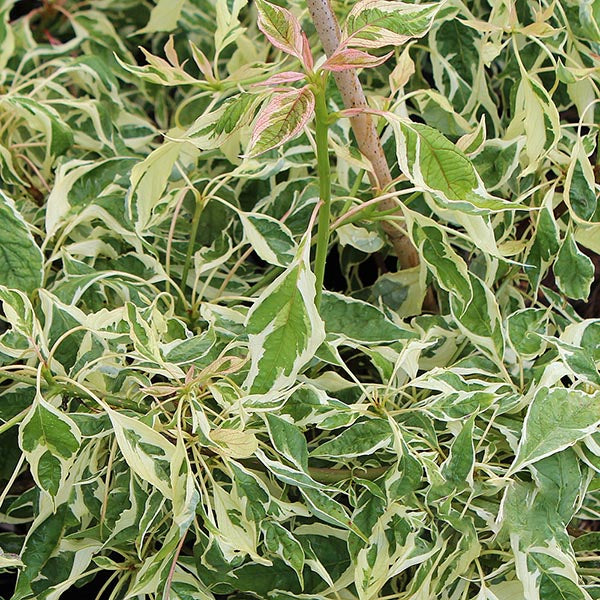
[344,1,440,48]
[244,236,325,394]
[0,191,43,294]
[19,395,81,497]
[246,87,315,157]
[255,0,304,59]
[509,388,600,475]
[322,48,393,72]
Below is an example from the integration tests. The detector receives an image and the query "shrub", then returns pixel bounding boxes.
[0,1,599,599]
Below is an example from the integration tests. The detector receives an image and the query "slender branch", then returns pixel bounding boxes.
[313,80,333,309]
[0,408,29,436]
[180,192,204,295]
[305,0,419,269]
[164,529,188,600]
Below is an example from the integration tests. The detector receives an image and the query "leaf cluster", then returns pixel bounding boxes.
[0,1,598,599]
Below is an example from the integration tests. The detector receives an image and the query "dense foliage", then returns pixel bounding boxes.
[0,0,599,598]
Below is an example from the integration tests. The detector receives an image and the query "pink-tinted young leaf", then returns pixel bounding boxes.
[189,42,216,83]
[301,32,314,71]
[344,1,440,49]
[338,106,386,118]
[247,86,315,157]
[322,48,393,72]
[257,71,306,87]
[164,36,180,68]
[255,0,304,59]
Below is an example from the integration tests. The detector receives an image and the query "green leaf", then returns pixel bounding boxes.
[533,450,582,525]
[19,395,81,497]
[240,212,297,267]
[424,390,500,421]
[432,18,479,87]
[344,1,439,48]
[231,462,271,521]
[554,231,595,300]
[530,552,587,600]
[405,122,477,199]
[244,240,325,394]
[13,505,69,600]
[262,521,305,586]
[0,191,44,294]
[265,413,309,471]
[509,388,600,474]
[164,330,216,365]
[507,308,548,359]
[310,419,392,459]
[440,416,475,490]
[320,292,415,344]
[139,0,185,33]
[525,193,561,292]
[573,532,600,553]
[565,140,598,222]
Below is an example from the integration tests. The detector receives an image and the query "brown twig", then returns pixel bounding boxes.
[305,0,420,270]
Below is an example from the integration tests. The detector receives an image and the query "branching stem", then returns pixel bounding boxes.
[313,79,332,309]
[305,0,419,269]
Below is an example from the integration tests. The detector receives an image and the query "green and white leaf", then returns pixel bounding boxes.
[19,395,81,497]
[246,87,315,157]
[240,212,297,267]
[386,115,517,213]
[244,237,325,394]
[510,388,600,475]
[255,0,304,59]
[554,230,595,301]
[0,191,44,294]
[262,521,305,586]
[344,1,440,49]
[106,409,176,499]
[311,419,392,459]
